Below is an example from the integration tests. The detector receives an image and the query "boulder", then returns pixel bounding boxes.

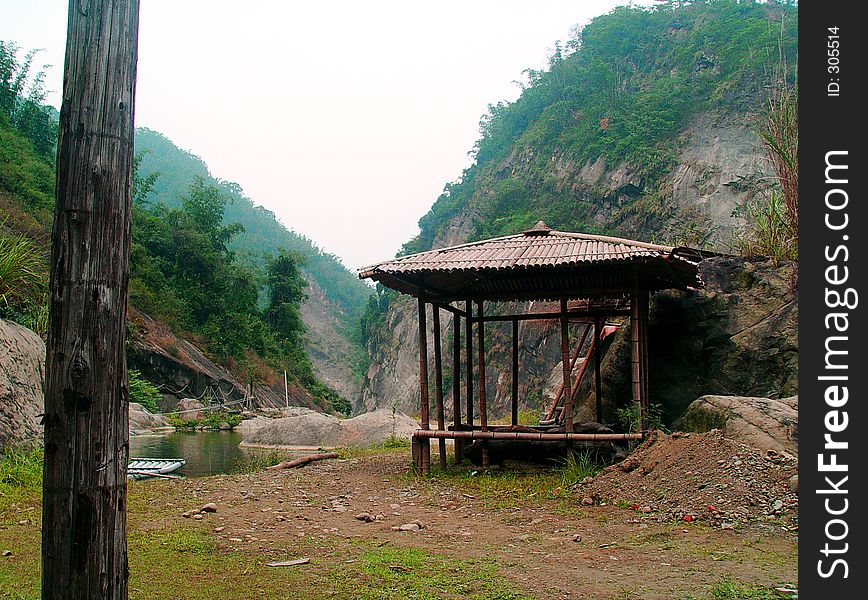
[128,402,171,435]
[240,409,418,449]
[176,398,205,420]
[0,319,45,449]
[676,394,798,455]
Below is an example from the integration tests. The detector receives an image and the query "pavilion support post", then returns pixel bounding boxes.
[560,298,573,433]
[476,301,489,469]
[417,295,431,474]
[432,307,447,470]
[511,318,519,426]
[640,290,651,427]
[594,315,603,424]
[452,313,463,464]
[630,282,644,432]
[465,300,474,431]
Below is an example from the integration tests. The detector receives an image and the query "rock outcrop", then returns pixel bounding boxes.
[0,319,45,449]
[127,308,322,413]
[128,402,172,435]
[241,408,418,449]
[676,394,798,455]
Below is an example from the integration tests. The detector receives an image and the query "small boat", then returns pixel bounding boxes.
[127,458,186,480]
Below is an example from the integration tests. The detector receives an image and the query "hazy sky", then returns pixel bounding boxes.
[2,1,633,270]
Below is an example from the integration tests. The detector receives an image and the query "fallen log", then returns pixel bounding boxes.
[266,452,339,470]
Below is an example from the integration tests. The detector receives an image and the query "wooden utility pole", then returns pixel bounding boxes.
[42,2,140,598]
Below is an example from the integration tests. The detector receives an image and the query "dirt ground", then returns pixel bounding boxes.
[122,448,797,599]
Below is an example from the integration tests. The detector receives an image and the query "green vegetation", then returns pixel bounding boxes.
[0,446,42,513]
[0,222,47,335]
[128,369,162,413]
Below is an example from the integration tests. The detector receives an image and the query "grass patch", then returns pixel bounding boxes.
[0,446,42,513]
[325,542,530,599]
[708,575,788,599]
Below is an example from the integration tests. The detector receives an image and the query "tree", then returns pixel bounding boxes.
[266,250,308,351]
[41,2,139,598]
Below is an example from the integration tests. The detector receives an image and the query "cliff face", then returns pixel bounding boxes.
[301,279,362,408]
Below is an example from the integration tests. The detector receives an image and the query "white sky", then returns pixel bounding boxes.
[2,0,633,270]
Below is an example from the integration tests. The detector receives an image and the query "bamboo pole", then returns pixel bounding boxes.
[432,307,447,470]
[465,300,473,430]
[476,300,489,469]
[417,295,431,474]
[511,318,519,426]
[560,299,573,433]
[413,430,644,442]
[452,313,463,464]
[640,290,651,428]
[594,316,603,423]
[630,282,643,432]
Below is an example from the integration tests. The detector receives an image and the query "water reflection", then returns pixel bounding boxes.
[129,430,290,478]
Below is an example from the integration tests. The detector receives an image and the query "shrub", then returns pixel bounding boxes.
[128,369,162,413]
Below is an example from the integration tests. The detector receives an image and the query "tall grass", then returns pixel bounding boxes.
[0,223,46,307]
[0,445,43,511]
[735,191,796,264]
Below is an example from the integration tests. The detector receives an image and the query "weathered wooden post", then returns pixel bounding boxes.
[594,316,603,423]
[511,318,519,426]
[630,279,644,431]
[465,299,473,431]
[476,301,489,469]
[451,312,463,464]
[432,306,447,470]
[560,298,573,433]
[417,294,431,474]
[42,1,140,598]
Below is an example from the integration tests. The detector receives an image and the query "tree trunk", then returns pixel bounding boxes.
[42,2,140,598]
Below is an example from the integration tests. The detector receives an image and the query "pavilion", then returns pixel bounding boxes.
[359,221,706,473]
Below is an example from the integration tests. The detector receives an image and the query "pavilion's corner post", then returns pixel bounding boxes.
[417,294,431,474]
[476,300,489,470]
[432,306,447,470]
[560,298,573,433]
[640,290,651,426]
[452,312,463,464]
[630,283,644,432]
[594,315,603,424]
[511,318,519,427]
[465,300,474,431]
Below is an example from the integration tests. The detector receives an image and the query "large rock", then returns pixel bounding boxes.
[128,402,171,435]
[676,394,798,455]
[0,319,45,449]
[240,408,418,449]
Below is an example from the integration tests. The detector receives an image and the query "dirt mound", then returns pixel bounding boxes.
[582,430,797,527]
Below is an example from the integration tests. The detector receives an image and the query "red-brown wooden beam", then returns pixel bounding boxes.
[465,300,473,431]
[432,306,447,470]
[511,318,519,426]
[476,300,489,469]
[560,298,573,433]
[452,312,463,464]
[594,315,603,423]
[417,295,431,474]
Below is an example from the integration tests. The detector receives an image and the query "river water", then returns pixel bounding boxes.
[129,430,294,478]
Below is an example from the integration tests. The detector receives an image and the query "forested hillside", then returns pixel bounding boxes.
[1,40,369,414]
[402,0,797,255]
